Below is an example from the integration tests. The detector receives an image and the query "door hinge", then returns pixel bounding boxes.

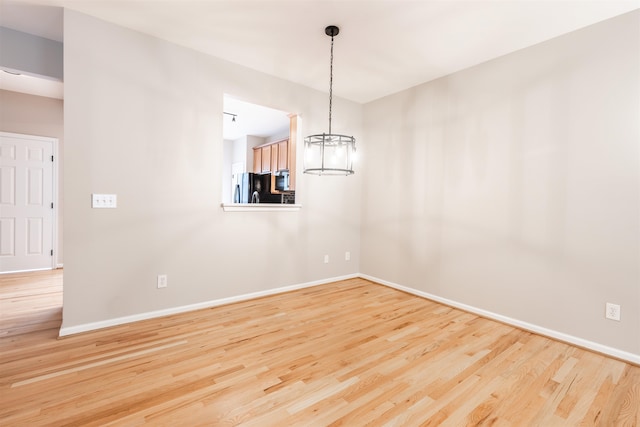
[51,155,54,162]
[51,202,54,209]
[50,249,53,256]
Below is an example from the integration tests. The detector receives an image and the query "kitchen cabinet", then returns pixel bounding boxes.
[261,145,271,173]
[253,148,262,173]
[253,139,289,174]
[271,144,279,172]
[278,140,288,171]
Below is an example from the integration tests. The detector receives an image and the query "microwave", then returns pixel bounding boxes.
[274,170,290,192]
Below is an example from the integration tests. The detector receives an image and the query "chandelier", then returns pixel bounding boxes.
[303,25,356,176]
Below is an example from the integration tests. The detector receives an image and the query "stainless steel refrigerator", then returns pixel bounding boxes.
[234,172,267,204]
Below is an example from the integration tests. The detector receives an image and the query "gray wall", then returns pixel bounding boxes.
[63,10,362,328]
[0,89,64,264]
[360,11,640,355]
[0,26,63,80]
[62,8,639,360]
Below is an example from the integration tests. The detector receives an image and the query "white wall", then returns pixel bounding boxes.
[63,10,362,328]
[231,137,247,170]
[0,89,64,264]
[361,11,640,356]
[221,139,233,203]
[266,130,290,145]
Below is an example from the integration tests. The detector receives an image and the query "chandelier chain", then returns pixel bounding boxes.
[329,33,334,135]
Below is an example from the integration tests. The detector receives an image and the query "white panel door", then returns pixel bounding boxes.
[0,133,54,273]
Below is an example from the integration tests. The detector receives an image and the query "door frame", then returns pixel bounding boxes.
[0,131,59,272]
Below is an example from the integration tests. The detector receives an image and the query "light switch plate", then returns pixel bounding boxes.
[92,194,117,208]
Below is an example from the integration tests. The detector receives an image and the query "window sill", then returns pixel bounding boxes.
[221,203,302,212]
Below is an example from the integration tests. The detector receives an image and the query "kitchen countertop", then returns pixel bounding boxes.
[221,203,302,212]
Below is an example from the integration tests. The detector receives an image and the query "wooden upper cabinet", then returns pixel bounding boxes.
[261,145,271,173]
[271,144,279,172]
[253,139,289,174]
[253,148,262,173]
[278,140,288,171]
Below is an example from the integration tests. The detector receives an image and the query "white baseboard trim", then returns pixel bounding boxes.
[57,272,640,365]
[58,273,358,337]
[56,263,64,269]
[0,267,52,275]
[359,274,640,365]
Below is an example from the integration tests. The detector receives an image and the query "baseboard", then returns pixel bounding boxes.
[0,267,53,275]
[56,263,64,269]
[57,272,640,365]
[359,274,640,366]
[58,273,359,337]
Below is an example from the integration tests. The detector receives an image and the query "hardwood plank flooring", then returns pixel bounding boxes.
[0,270,62,338]
[1,270,638,426]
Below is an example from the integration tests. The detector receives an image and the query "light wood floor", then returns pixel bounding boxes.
[1,270,638,426]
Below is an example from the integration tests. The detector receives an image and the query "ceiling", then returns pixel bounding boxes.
[0,69,63,98]
[0,0,638,103]
[223,95,290,141]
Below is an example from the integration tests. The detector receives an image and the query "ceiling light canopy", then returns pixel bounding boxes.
[303,25,356,176]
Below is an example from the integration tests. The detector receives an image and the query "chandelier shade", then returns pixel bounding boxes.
[304,133,356,175]
[303,25,356,176]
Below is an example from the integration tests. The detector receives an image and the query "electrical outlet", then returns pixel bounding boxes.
[157,274,168,289]
[345,251,351,261]
[605,303,620,321]
[324,255,329,264]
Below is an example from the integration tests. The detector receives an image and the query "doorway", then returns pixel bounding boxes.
[0,132,58,273]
